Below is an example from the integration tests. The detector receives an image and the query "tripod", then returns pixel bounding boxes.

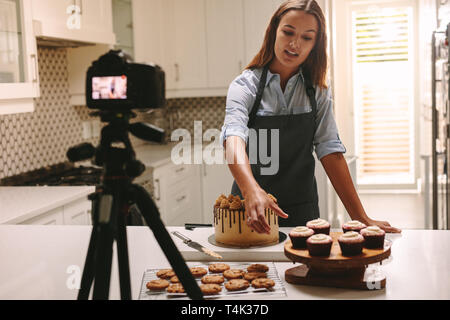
[68,111,203,300]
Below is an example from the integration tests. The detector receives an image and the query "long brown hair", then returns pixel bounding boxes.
[246,0,328,89]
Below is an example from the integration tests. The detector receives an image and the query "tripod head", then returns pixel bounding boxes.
[67,110,165,181]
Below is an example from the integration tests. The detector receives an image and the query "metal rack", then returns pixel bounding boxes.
[431,23,450,230]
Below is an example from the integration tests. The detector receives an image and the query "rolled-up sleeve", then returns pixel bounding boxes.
[313,85,346,160]
[220,72,257,146]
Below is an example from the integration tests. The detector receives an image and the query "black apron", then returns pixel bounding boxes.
[231,65,320,227]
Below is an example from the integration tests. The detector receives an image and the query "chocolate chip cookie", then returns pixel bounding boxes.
[166,283,185,294]
[146,279,170,291]
[223,269,245,280]
[156,269,175,279]
[251,278,275,289]
[208,263,230,273]
[201,274,225,284]
[243,272,268,281]
[247,264,269,273]
[190,267,208,278]
[170,275,180,283]
[224,279,250,291]
[200,284,222,296]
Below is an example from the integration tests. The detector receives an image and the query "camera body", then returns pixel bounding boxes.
[86,50,165,111]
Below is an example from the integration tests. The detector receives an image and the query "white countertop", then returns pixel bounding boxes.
[134,142,178,168]
[0,225,448,300]
[0,186,95,224]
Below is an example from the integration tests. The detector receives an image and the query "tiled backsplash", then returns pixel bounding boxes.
[0,47,226,180]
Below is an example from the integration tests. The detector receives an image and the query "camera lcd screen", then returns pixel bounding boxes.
[92,76,127,100]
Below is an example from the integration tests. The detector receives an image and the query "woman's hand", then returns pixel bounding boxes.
[244,187,289,234]
[364,218,402,234]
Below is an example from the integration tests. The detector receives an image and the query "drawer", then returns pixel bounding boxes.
[166,164,196,186]
[165,182,197,226]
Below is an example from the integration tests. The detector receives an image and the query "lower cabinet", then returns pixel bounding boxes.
[20,198,92,226]
[201,163,234,224]
[150,161,234,226]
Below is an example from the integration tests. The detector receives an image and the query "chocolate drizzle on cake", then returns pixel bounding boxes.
[238,211,242,233]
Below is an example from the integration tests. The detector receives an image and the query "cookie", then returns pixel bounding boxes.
[223,269,245,280]
[224,279,250,291]
[244,272,267,281]
[190,267,208,278]
[247,264,269,273]
[156,269,175,279]
[166,283,185,294]
[208,263,230,273]
[251,278,275,289]
[200,284,222,296]
[170,275,180,283]
[201,275,225,284]
[146,279,169,291]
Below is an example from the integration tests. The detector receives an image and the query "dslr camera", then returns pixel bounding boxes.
[86,50,165,111]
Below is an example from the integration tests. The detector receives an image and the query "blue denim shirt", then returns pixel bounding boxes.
[220,67,346,160]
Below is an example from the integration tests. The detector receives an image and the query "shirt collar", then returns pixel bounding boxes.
[265,66,304,87]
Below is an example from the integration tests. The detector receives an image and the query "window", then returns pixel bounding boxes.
[351,1,416,185]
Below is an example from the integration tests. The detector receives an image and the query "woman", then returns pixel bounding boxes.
[220,0,401,234]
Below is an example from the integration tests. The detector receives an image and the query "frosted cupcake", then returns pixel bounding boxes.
[289,226,314,249]
[342,220,367,233]
[360,226,385,249]
[338,231,365,256]
[306,218,330,235]
[306,234,333,257]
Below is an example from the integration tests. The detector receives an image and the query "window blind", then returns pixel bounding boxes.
[352,5,414,184]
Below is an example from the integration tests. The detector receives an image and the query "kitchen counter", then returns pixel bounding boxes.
[0,186,95,224]
[0,225,448,300]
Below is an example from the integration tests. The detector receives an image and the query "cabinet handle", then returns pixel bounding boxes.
[31,54,38,82]
[203,164,207,177]
[175,167,185,173]
[176,195,186,203]
[239,60,243,72]
[155,179,161,201]
[175,63,180,82]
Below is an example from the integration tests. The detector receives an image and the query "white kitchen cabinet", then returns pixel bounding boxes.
[134,0,208,93]
[21,207,65,225]
[63,197,91,225]
[20,198,92,226]
[201,163,234,224]
[31,0,115,45]
[0,0,40,114]
[152,162,203,226]
[205,0,245,88]
[67,44,113,106]
[243,0,284,65]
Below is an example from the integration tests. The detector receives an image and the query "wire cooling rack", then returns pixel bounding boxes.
[138,261,287,300]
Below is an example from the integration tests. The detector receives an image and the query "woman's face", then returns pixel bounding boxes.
[273,10,318,71]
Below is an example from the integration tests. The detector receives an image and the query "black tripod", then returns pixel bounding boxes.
[67,111,203,300]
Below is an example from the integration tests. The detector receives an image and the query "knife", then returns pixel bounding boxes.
[172,231,223,259]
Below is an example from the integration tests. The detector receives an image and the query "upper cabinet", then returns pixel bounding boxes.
[31,0,116,45]
[134,0,286,98]
[0,0,40,114]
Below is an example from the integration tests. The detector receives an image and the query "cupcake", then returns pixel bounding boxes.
[338,231,365,256]
[306,234,333,257]
[360,226,386,249]
[306,218,330,235]
[289,226,314,249]
[342,220,367,233]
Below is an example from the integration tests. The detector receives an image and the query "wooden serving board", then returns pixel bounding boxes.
[284,232,391,290]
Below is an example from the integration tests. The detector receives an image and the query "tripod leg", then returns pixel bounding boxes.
[92,194,115,300]
[132,184,203,300]
[78,195,100,300]
[115,204,132,300]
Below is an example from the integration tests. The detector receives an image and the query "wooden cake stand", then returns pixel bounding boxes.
[284,232,392,290]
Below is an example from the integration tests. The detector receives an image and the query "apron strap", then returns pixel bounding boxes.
[247,66,318,129]
[248,65,269,128]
